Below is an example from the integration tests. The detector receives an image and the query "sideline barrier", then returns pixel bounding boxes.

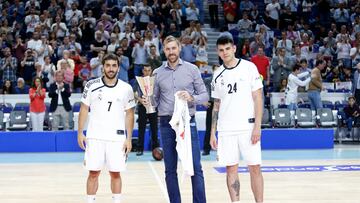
[0,129,334,152]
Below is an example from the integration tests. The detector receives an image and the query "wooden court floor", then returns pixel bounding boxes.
[0,157,359,203]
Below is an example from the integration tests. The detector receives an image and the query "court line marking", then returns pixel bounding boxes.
[148,161,169,203]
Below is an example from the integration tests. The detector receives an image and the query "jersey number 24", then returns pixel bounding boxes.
[227,83,237,94]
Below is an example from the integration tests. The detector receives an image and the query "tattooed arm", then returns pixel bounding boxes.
[210,98,221,149]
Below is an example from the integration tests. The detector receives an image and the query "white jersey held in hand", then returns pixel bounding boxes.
[169,92,194,178]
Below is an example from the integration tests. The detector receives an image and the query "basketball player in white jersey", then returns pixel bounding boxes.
[77,53,135,203]
[210,36,264,203]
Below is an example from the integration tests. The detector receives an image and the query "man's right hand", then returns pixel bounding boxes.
[77,133,86,150]
[210,134,218,150]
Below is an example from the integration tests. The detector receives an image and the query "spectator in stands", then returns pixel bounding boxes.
[280,6,296,31]
[115,47,130,83]
[113,12,127,33]
[342,96,360,138]
[337,34,352,69]
[271,47,293,92]
[284,0,299,16]
[37,34,53,65]
[138,0,153,31]
[13,36,26,61]
[1,47,18,84]
[107,33,119,54]
[122,0,137,22]
[165,22,181,38]
[133,64,159,156]
[223,0,237,24]
[120,37,133,66]
[195,36,208,69]
[24,7,40,38]
[353,63,360,105]
[1,79,15,94]
[57,50,75,71]
[180,36,196,64]
[90,31,107,58]
[132,37,148,76]
[65,2,83,26]
[265,0,281,29]
[251,46,270,89]
[51,15,68,40]
[14,77,30,94]
[60,61,74,89]
[250,33,264,56]
[237,12,253,40]
[48,70,72,131]
[144,29,161,56]
[239,0,255,15]
[333,3,350,29]
[292,45,306,65]
[20,49,37,85]
[279,78,288,92]
[89,50,104,79]
[185,2,199,23]
[277,31,293,57]
[285,65,311,110]
[27,31,42,55]
[29,76,46,131]
[69,34,82,55]
[42,56,55,89]
[191,22,207,44]
[308,59,326,111]
[78,55,91,91]
[32,62,49,85]
[146,44,162,70]
[301,0,314,23]
[207,0,219,28]
[119,24,135,44]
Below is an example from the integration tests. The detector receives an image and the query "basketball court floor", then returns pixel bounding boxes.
[0,144,359,203]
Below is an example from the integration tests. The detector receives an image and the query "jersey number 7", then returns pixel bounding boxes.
[108,101,112,111]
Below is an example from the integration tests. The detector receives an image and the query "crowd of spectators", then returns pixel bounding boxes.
[1,0,360,131]
[0,0,207,96]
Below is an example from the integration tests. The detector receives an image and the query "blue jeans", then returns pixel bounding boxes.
[159,116,206,203]
[308,90,322,111]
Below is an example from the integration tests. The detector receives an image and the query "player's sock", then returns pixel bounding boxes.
[112,193,122,203]
[87,195,96,203]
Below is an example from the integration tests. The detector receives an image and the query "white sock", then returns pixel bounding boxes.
[232,201,240,203]
[112,193,122,203]
[87,195,96,203]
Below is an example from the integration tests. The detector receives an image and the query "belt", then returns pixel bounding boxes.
[58,104,64,106]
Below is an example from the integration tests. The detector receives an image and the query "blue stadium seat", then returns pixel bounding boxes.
[14,103,30,113]
[196,105,207,111]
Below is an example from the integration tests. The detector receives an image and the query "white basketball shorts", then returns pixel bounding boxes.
[84,137,127,172]
[217,130,262,166]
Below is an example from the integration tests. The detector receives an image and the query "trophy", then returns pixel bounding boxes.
[136,76,156,114]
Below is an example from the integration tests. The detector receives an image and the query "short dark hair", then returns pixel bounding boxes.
[102,53,119,65]
[293,64,301,72]
[300,58,308,64]
[216,36,234,46]
[315,59,325,67]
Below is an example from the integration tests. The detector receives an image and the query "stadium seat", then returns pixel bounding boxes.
[322,100,334,110]
[7,110,28,131]
[298,102,311,109]
[295,108,316,128]
[316,108,337,127]
[0,103,13,113]
[14,103,30,113]
[261,108,272,128]
[273,108,293,128]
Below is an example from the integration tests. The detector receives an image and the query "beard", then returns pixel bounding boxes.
[104,71,117,79]
[167,54,179,63]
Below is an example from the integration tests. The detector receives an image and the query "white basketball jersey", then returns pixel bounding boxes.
[211,59,263,131]
[81,77,136,141]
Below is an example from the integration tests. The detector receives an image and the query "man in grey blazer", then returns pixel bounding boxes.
[271,47,293,92]
[352,63,360,105]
